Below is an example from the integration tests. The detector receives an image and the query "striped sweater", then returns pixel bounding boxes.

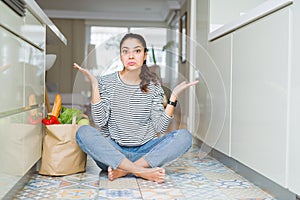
[91,72,172,146]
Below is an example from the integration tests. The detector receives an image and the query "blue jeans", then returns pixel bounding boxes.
[76,125,192,171]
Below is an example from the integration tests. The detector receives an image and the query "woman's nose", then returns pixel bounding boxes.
[128,51,134,58]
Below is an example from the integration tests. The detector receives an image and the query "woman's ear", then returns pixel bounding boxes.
[143,51,147,64]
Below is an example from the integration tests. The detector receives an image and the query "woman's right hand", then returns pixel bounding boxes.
[171,80,199,100]
[73,63,98,85]
[73,63,101,103]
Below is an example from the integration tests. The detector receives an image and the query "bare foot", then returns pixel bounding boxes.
[134,167,165,183]
[107,166,129,181]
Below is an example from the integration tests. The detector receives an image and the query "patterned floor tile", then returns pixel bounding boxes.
[82,179,99,188]
[137,178,178,189]
[14,187,58,199]
[59,180,78,188]
[169,171,206,180]
[63,172,98,182]
[165,158,193,168]
[56,188,98,199]
[168,171,210,188]
[12,146,277,200]
[60,183,99,190]
[98,188,142,199]
[180,185,229,200]
[140,188,185,200]
[173,178,211,189]
[165,165,199,174]
[222,187,274,199]
[192,158,231,173]
[24,177,61,189]
[100,177,139,189]
[203,171,247,181]
[58,172,100,190]
[216,179,253,189]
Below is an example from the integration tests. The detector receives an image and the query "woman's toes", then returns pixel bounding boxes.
[108,166,113,180]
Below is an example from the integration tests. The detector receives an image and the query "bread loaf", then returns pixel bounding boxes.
[51,94,62,117]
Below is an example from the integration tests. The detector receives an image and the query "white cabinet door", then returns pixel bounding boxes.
[23,10,46,49]
[231,8,290,186]
[0,3,46,198]
[0,1,46,50]
[0,107,43,176]
[195,34,232,155]
[24,45,45,106]
[0,27,24,113]
[0,1,23,37]
[288,2,300,195]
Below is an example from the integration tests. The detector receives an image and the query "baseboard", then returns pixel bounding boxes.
[193,138,297,200]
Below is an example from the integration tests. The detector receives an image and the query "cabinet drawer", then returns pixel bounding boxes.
[0,1,24,37]
[0,27,45,112]
[24,45,45,106]
[23,10,46,49]
[0,107,43,176]
[0,2,45,50]
[0,27,24,113]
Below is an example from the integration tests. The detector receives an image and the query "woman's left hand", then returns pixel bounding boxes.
[171,80,199,99]
[73,63,98,84]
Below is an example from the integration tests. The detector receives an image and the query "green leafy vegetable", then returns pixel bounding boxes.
[58,106,83,124]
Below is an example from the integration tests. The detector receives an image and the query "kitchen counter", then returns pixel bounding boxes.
[25,0,67,45]
[208,0,293,41]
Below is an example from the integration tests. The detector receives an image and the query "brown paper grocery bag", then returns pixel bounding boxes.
[39,120,87,176]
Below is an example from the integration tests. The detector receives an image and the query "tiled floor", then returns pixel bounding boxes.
[13,145,276,200]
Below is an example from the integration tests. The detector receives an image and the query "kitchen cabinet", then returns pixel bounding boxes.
[0,26,24,113]
[0,26,44,113]
[195,0,300,196]
[0,108,43,175]
[231,8,290,186]
[195,34,232,156]
[0,1,66,198]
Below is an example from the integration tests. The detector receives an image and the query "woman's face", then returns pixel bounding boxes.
[120,38,147,72]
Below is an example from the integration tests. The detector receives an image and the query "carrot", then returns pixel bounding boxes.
[51,94,62,117]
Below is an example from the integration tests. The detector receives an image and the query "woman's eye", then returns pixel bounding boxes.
[135,49,141,53]
[122,50,128,54]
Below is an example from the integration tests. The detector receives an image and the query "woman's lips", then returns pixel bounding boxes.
[128,62,136,66]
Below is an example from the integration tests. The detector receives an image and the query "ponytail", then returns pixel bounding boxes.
[139,62,159,93]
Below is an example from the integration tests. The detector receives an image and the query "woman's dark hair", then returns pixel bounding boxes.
[120,33,159,93]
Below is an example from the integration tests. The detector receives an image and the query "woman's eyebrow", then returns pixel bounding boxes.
[121,45,142,49]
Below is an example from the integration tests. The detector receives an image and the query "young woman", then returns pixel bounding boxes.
[74,33,198,183]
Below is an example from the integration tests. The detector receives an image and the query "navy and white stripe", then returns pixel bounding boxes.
[91,72,172,146]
